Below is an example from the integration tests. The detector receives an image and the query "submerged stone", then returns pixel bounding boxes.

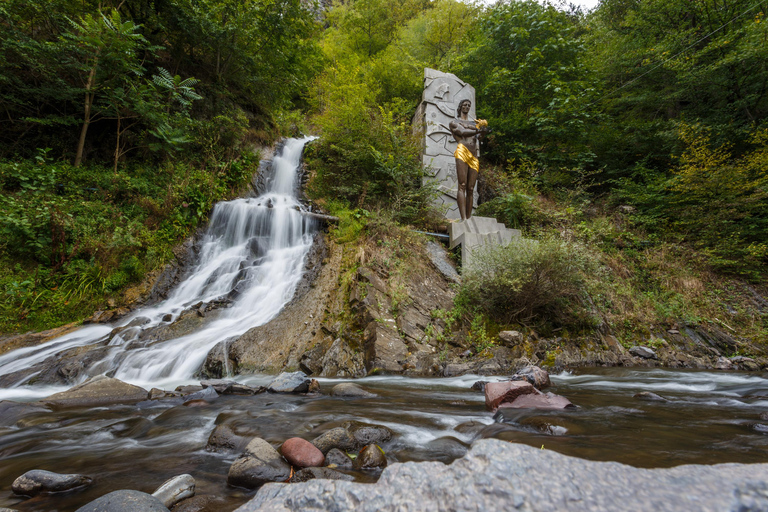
[42,376,148,409]
[12,469,92,497]
[330,383,377,398]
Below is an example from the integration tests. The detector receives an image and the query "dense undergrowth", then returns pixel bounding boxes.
[0,152,257,333]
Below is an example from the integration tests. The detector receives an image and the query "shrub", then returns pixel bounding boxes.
[459,236,590,324]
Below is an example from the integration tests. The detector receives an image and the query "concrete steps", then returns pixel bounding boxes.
[448,216,520,267]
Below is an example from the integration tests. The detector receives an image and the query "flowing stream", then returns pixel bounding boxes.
[1,369,768,511]
[1,138,767,511]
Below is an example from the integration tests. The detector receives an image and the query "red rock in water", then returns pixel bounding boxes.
[280,437,325,468]
[484,381,536,411]
[499,391,575,410]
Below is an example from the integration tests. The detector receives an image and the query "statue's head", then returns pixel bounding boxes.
[456,99,471,117]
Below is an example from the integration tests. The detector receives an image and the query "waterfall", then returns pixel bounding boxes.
[0,137,316,393]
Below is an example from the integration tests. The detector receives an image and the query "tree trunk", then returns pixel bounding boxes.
[74,53,99,167]
[113,114,121,173]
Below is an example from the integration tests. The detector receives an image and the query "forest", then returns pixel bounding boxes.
[1,0,766,346]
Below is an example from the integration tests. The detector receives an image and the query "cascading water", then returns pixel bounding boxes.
[0,136,316,394]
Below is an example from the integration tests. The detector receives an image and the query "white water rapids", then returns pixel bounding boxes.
[0,137,317,396]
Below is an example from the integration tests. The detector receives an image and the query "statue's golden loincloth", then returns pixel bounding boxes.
[454,143,479,173]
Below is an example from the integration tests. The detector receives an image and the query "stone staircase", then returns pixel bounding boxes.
[448,216,521,267]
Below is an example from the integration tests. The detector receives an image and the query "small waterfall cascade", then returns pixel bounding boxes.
[0,137,317,392]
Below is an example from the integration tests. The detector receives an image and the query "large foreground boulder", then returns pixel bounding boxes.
[42,376,148,408]
[236,439,768,512]
[75,490,169,512]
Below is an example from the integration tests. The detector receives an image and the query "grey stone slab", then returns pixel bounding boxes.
[235,439,768,512]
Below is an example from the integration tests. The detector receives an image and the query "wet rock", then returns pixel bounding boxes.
[103,417,153,438]
[520,417,569,436]
[199,379,261,395]
[330,383,376,398]
[753,424,768,434]
[500,391,574,410]
[200,379,237,393]
[280,437,325,468]
[354,444,387,469]
[759,412,768,422]
[229,383,263,395]
[0,507,19,512]
[206,424,250,453]
[471,381,488,392]
[170,495,218,512]
[634,391,668,402]
[510,366,551,390]
[484,381,536,411]
[42,376,148,409]
[291,467,355,483]
[630,346,657,359]
[75,490,169,512]
[267,372,311,393]
[162,314,173,322]
[183,386,218,404]
[312,427,358,454]
[0,322,80,357]
[151,474,195,509]
[397,437,470,464]
[12,470,93,497]
[183,399,208,408]
[175,385,203,395]
[307,379,321,393]
[239,439,768,512]
[345,422,394,447]
[325,448,354,469]
[498,331,524,346]
[227,437,291,489]
[0,401,51,427]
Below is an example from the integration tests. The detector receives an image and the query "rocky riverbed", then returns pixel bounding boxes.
[2,367,768,511]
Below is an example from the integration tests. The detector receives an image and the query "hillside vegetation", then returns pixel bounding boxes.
[1,0,766,351]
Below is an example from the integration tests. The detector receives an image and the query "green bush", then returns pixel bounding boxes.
[459,236,591,324]
[476,192,537,230]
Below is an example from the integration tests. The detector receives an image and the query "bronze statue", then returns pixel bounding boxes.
[449,99,488,220]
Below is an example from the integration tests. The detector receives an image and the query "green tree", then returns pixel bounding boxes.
[459,0,597,184]
[62,9,156,167]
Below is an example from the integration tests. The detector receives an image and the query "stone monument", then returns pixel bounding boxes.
[412,68,478,220]
[414,68,521,267]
